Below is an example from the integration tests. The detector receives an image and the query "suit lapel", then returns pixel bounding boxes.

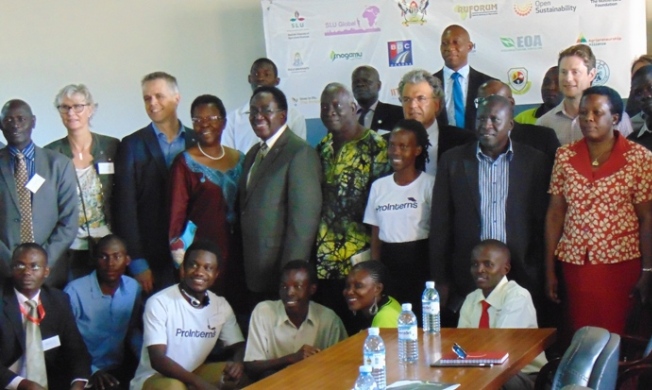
[0,149,21,211]
[462,144,481,216]
[507,144,526,235]
[245,130,290,200]
[141,125,168,177]
[3,284,26,352]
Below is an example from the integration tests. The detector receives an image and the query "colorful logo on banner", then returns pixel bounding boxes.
[324,6,381,36]
[594,60,610,86]
[576,33,622,47]
[590,0,622,7]
[287,10,310,40]
[287,51,309,74]
[500,35,542,52]
[454,3,498,20]
[387,40,413,67]
[330,50,364,61]
[508,68,532,95]
[513,1,533,16]
[534,2,576,13]
[397,0,429,26]
[290,11,305,27]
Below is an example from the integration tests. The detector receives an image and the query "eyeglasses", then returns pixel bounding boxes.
[399,96,435,105]
[191,115,223,124]
[249,108,283,117]
[57,104,90,114]
[12,263,44,272]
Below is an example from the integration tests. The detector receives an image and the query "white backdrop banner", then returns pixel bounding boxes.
[262,0,646,119]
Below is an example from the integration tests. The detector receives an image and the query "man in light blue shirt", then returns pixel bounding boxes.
[65,235,143,390]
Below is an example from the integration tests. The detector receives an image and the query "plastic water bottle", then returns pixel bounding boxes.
[363,327,386,390]
[422,281,441,334]
[397,303,419,363]
[352,365,378,390]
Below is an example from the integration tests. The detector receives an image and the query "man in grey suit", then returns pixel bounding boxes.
[0,100,78,286]
[238,86,322,309]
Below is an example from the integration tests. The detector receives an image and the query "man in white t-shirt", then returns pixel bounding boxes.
[221,58,306,153]
[130,241,246,390]
[244,260,346,382]
[458,239,547,390]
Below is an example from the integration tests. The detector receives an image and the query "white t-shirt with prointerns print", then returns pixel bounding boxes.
[363,172,435,243]
[130,285,244,389]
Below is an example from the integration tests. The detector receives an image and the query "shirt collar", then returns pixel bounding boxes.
[90,270,126,299]
[14,288,41,307]
[444,64,470,80]
[8,142,35,159]
[275,300,315,328]
[637,119,652,138]
[472,276,509,309]
[475,138,514,161]
[358,100,379,114]
[151,121,185,140]
[263,124,288,150]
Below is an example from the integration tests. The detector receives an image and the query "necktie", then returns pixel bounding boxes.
[15,153,34,243]
[24,300,48,388]
[479,300,490,329]
[452,72,465,129]
[247,143,269,188]
[358,107,369,126]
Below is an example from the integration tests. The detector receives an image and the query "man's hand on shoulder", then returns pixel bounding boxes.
[91,369,120,390]
[289,344,320,364]
[134,269,154,293]
[17,379,46,390]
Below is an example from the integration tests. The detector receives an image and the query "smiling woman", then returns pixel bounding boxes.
[168,94,245,306]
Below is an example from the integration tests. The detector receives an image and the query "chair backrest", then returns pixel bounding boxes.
[553,326,621,390]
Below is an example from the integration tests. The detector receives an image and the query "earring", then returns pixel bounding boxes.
[369,296,379,315]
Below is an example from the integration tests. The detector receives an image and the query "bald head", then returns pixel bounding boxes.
[477,80,515,107]
[352,66,382,108]
[1,99,32,117]
[440,25,473,71]
[320,82,358,134]
[0,99,35,150]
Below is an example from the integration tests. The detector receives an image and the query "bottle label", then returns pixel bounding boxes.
[398,325,418,341]
[364,352,386,369]
[423,301,440,315]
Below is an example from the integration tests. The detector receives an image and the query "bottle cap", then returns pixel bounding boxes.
[402,303,412,311]
[426,281,435,288]
[368,327,380,336]
[360,365,372,373]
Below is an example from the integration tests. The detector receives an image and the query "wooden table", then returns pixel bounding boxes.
[244,328,556,390]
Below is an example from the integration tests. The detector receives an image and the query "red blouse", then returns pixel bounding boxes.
[549,132,652,265]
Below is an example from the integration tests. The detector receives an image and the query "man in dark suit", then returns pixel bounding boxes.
[430,95,550,327]
[477,80,560,162]
[434,24,495,131]
[238,86,322,309]
[0,243,91,389]
[0,100,77,287]
[628,64,652,151]
[398,69,475,176]
[113,72,195,294]
[351,65,403,134]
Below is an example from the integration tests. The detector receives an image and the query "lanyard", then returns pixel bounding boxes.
[19,301,46,325]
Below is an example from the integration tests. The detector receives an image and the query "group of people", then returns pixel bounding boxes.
[1,22,652,390]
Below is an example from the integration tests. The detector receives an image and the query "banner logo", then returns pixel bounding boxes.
[508,68,532,95]
[388,40,413,67]
[287,10,309,40]
[500,35,542,52]
[513,1,533,16]
[534,2,576,13]
[324,6,381,36]
[398,0,430,26]
[330,50,364,61]
[576,33,622,47]
[594,60,610,86]
[590,0,622,7]
[454,3,498,20]
[289,10,305,28]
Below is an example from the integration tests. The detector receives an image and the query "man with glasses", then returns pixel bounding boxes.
[238,86,321,310]
[0,99,77,286]
[398,69,474,176]
[430,95,550,327]
[222,58,306,153]
[113,72,195,294]
[64,234,143,390]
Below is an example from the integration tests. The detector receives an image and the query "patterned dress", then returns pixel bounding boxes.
[315,129,390,280]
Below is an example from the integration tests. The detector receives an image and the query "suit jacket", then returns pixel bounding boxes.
[434,67,496,131]
[0,147,78,281]
[430,141,550,309]
[237,128,322,293]
[437,124,476,161]
[0,282,91,388]
[369,101,404,132]
[113,124,195,279]
[510,122,560,163]
[45,132,120,226]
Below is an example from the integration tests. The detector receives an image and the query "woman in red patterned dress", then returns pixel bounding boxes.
[545,86,652,338]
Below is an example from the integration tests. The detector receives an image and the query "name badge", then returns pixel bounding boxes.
[25,174,45,193]
[42,335,61,351]
[97,162,114,175]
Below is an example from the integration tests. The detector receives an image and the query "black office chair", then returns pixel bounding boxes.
[536,326,620,390]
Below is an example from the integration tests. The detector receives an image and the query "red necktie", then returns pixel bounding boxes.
[479,300,491,328]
